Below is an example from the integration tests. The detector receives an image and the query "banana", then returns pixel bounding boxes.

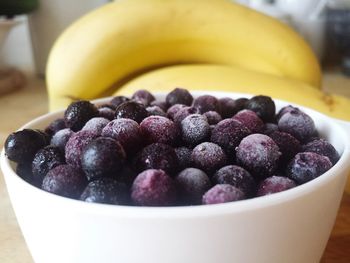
[47,0,321,111]
[113,64,350,121]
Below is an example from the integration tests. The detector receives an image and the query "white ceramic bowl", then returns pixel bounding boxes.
[2,91,350,263]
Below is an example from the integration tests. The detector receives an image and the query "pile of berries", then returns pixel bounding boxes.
[5,88,339,206]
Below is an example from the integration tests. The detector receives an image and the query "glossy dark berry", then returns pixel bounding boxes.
[140,116,180,145]
[203,111,222,125]
[44,118,66,136]
[5,129,48,163]
[115,101,148,123]
[270,131,301,164]
[32,146,65,184]
[16,162,37,186]
[211,119,251,157]
[245,95,275,122]
[101,118,142,154]
[286,152,333,184]
[42,164,87,198]
[202,184,245,205]
[262,123,279,135]
[213,165,256,197]
[191,142,227,173]
[276,105,299,121]
[166,88,193,107]
[146,105,167,117]
[50,128,74,153]
[175,168,211,205]
[180,114,210,146]
[82,117,109,135]
[132,89,155,106]
[64,100,99,131]
[110,96,130,108]
[65,130,99,169]
[150,100,168,111]
[98,107,115,120]
[173,106,199,124]
[302,139,340,165]
[257,176,296,196]
[134,143,179,175]
[193,95,220,114]
[233,109,264,133]
[234,98,248,112]
[236,134,281,178]
[174,147,193,169]
[131,169,177,206]
[166,104,187,120]
[278,110,316,142]
[219,97,238,118]
[81,137,126,181]
[80,178,128,205]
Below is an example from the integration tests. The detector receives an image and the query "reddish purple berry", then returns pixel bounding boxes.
[64,100,99,131]
[166,88,193,107]
[180,114,210,146]
[257,176,296,196]
[270,131,301,164]
[202,184,245,205]
[115,101,148,123]
[302,138,339,165]
[191,142,227,173]
[132,89,155,106]
[203,111,222,125]
[193,95,220,114]
[174,147,193,169]
[233,109,264,133]
[245,95,275,122]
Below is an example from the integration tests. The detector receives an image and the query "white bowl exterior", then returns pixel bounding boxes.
[2,92,350,263]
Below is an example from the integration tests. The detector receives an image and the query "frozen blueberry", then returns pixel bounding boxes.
[219,97,238,118]
[116,165,138,187]
[150,100,168,111]
[5,129,48,163]
[173,106,199,124]
[132,89,155,106]
[191,142,227,174]
[64,100,99,131]
[98,103,116,110]
[234,98,248,112]
[115,101,148,123]
[276,105,299,121]
[42,164,87,198]
[233,109,264,133]
[44,118,66,136]
[257,176,297,196]
[110,96,130,108]
[50,128,74,153]
[65,130,99,169]
[236,134,281,178]
[81,137,126,181]
[98,107,115,120]
[245,95,275,122]
[167,104,187,120]
[146,105,167,117]
[270,131,300,164]
[302,139,340,165]
[193,95,220,114]
[180,114,210,146]
[101,118,142,154]
[278,110,316,142]
[262,123,279,135]
[213,165,256,197]
[174,147,193,169]
[166,88,193,107]
[16,162,37,186]
[211,119,251,157]
[32,146,65,184]
[202,184,245,205]
[131,169,177,206]
[286,152,333,184]
[80,178,128,205]
[203,111,222,125]
[134,143,179,175]
[175,168,211,205]
[82,117,110,135]
[140,116,180,145]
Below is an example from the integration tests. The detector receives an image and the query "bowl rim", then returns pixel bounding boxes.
[2,91,350,218]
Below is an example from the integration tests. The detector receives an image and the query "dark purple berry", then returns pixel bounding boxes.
[219,97,238,118]
[115,101,148,123]
[166,88,193,107]
[82,117,109,135]
[245,95,275,122]
[286,152,333,184]
[98,107,115,120]
[134,143,179,175]
[193,95,220,114]
[116,165,138,187]
[65,130,99,169]
[174,147,193,169]
[236,134,281,178]
[81,137,126,181]
[42,164,87,198]
[278,110,316,142]
[32,146,65,184]
[175,168,211,205]
[211,119,251,157]
[150,100,168,111]
[131,169,177,206]
[98,103,116,110]
[270,131,301,164]
[203,111,222,125]
[140,116,180,145]
[180,114,210,146]
[16,162,37,186]
[44,118,66,136]
[80,178,128,205]
[262,123,279,135]
[233,109,264,133]
[257,176,296,196]
[50,128,74,153]
[213,165,256,197]
[302,139,339,165]
[146,105,167,117]
[202,184,245,205]
[276,105,299,121]
[110,96,130,108]
[191,142,227,173]
[101,118,142,154]
[234,98,248,112]
[64,100,99,131]
[5,129,48,163]
[132,89,155,106]
[173,106,199,124]
[167,104,187,120]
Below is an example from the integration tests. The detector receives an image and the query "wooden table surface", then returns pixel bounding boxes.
[0,74,349,262]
